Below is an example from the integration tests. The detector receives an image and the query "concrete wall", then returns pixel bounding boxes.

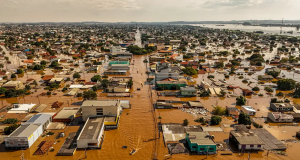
[238,144,263,150]
[77,123,104,148]
[82,105,120,121]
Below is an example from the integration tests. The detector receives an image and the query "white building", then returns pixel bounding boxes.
[77,116,105,148]
[81,100,122,121]
[110,46,122,53]
[267,112,294,123]
[241,106,256,116]
[5,114,52,149]
[201,81,210,89]
[7,103,37,114]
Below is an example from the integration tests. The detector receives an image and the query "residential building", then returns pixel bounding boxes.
[156,81,187,90]
[200,81,210,89]
[258,75,273,81]
[110,46,122,53]
[186,132,217,154]
[241,106,256,116]
[155,69,179,81]
[267,112,294,123]
[48,78,65,87]
[265,67,281,74]
[1,81,24,90]
[226,107,240,116]
[77,116,105,148]
[5,114,52,149]
[229,130,264,151]
[269,103,293,112]
[81,100,122,121]
[180,86,197,96]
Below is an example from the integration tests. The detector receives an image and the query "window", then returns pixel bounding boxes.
[257,145,261,148]
[96,108,103,115]
[200,148,205,150]
[209,148,214,150]
[192,146,197,149]
[250,145,254,147]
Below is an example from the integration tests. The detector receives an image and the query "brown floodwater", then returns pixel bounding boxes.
[0,51,300,159]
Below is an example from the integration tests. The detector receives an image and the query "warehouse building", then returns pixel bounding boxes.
[5,114,52,149]
[53,107,80,122]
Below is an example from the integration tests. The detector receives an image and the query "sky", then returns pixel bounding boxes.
[0,0,299,22]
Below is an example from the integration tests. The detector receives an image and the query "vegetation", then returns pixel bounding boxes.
[73,72,81,79]
[16,69,24,74]
[126,45,155,55]
[248,54,264,65]
[215,61,224,68]
[25,85,31,91]
[210,116,222,125]
[92,86,98,91]
[100,79,110,88]
[277,79,296,90]
[83,90,97,100]
[199,91,210,97]
[252,87,260,91]
[207,75,214,78]
[11,74,16,78]
[4,124,20,135]
[2,118,18,124]
[253,122,263,128]
[276,92,284,96]
[0,87,6,95]
[91,75,101,82]
[183,119,189,126]
[236,96,246,105]
[212,106,226,116]
[5,89,25,98]
[182,67,197,75]
[127,79,133,88]
[267,71,280,78]
[194,117,205,124]
[264,87,273,92]
[50,61,59,67]
[77,93,83,97]
[47,91,51,95]
[238,112,251,125]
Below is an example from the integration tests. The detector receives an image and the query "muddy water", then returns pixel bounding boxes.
[0,50,299,159]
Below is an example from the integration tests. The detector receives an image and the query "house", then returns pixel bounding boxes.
[242,89,253,96]
[180,86,197,96]
[49,78,65,87]
[110,46,122,53]
[42,75,55,83]
[76,116,105,148]
[5,114,52,149]
[7,103,37,114]
[106,86,129,93]
[293,104,300,113]
[292,113,300,122]
[267,112,294,123]
[156,81,187,90]
[53,107,80,122]
[229,129,264,151]
[241,106,256,116]
[155,68,179,81]
[269,103,293,112]
[1,81,24,90]
[186,132,217,155]
[226,107,240,116]
[258,75,273,81]
[265,67,281,74]
[81,100,122,121]
[188,101,204,108]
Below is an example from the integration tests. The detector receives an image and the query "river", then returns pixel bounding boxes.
[191,24,300,37]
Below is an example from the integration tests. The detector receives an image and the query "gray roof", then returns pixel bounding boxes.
[271,103,293,108]
[10,123,40,137]
[26,114,52,125]
[187,132,216,145]
[180,86,197,91]
[231,131,264,145]
[250,128,287,150]
[78,117,104,140]
[54,107,79,119]
[188,101,204,107]
[81,100,119,107]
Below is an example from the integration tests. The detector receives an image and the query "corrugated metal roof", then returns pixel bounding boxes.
[81,100,118,107]
[26,114,52,125]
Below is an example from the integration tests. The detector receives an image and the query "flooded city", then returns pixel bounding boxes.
[0,2,300,159]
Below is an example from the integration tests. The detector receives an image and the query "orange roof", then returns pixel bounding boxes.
[23,60,34,63]
[170,54,178,58]
[42,75,54,81]
[161,78,176,81]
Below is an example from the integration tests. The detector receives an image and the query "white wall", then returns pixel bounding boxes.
[82,105,120,121]
[238,144,263,150]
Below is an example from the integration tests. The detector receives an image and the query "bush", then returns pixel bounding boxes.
[212,106,226,116]
[91,75,101,82]
[276,92,284,96]
[183,119,189,126]
[224,75,229,78]
[102,75,108,78]
[11,74,17,78]
[210,116,222,125]
[182,67,197,75]
[62,87,68,92]
[252,87,260,91]
[253,122,263,128]
[258,94,263,96]
[238,112,251,125]
[239,76,244,79]
[2,118,18,124]
[264,87,273,92]
[47,91,51,95]
[73,72,81,79]
[277,79,296,90]
[194,117,205,123]
[46,131,55,135]
[16,69,24,74]
[77,93,83,97]
[236,96,246,105]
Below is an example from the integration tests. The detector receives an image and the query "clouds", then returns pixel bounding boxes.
[0,0,299,22]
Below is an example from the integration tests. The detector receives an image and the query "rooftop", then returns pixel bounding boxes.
[78,117,104,140]
[10,123,40,137]
[54,107,80,120]
[230,130,264,145]
[82,100,119,107]
[156,81,187,85]
[187,132,215,145]
[271,112,294,120]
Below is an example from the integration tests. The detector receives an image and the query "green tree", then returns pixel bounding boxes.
[25,85,31,91]
[210,116,222,125]
[267,71,280,78]
[183,119,189,126]
[33,80,38,86]
[91,75,101,82]
[100,79,110,88]
[182,67,197,75]
[252,87,260,91]
[199,91,210,97]
[16,69,23,74]
[4,124,20,135]
[92,86,98,91]
[127,79,133,89]
[238,112,252,125]
[0,64,3,70]
[0,87,6,95]
[212,106,226,116]
[33,65,43,70]
[2,118,18,124]
[73,72,81,79]
[277,79,296,90]
[236,96,246,105]
[40,60,47,66]
[83,90,97,100]
[11,74,16,78]
[50,61,59,67]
